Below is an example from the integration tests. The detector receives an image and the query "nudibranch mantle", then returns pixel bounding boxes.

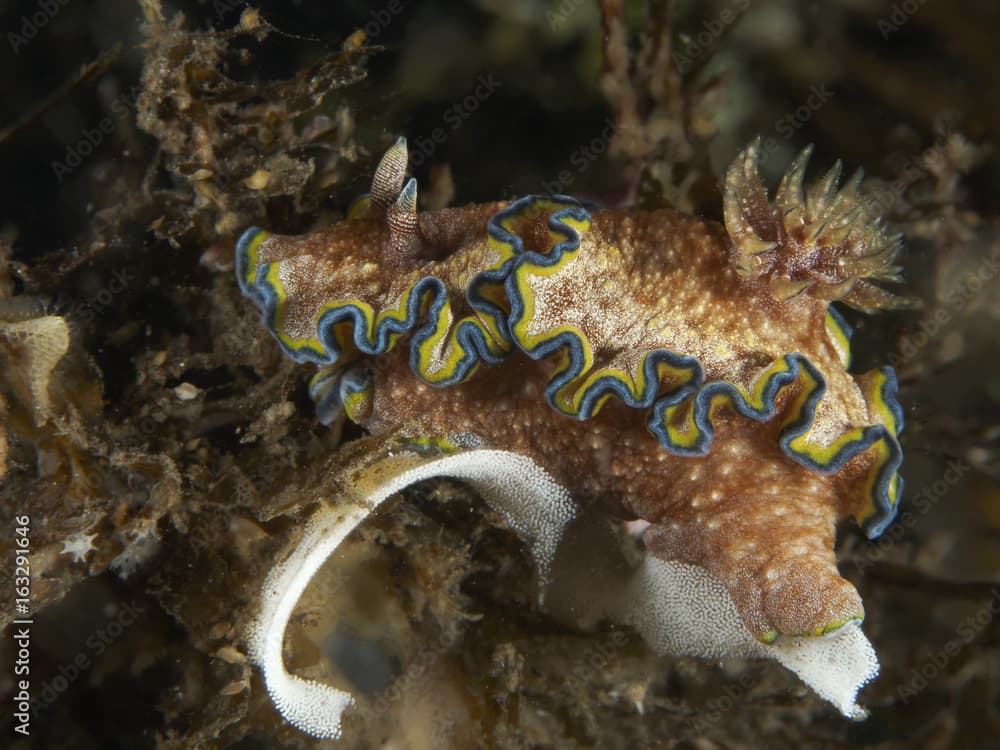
[237,137,907,726]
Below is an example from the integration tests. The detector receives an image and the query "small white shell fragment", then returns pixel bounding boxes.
[173,382,201,400]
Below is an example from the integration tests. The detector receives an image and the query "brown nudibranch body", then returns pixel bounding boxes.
[236,137,907,642]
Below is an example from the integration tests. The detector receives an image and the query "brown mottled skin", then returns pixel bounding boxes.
[371,363,864,639]
[361,208,873,640]
[244,143,904,641]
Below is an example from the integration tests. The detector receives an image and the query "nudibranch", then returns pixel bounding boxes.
[237,137,908,730]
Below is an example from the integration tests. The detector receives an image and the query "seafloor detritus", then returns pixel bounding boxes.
[236,137,911,735]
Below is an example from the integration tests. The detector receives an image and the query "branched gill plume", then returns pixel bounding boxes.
[724,139,916,312]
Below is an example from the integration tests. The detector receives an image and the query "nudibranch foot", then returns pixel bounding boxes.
[621,555,878,719]
[633,418,866,642]
[644,508,863,643]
